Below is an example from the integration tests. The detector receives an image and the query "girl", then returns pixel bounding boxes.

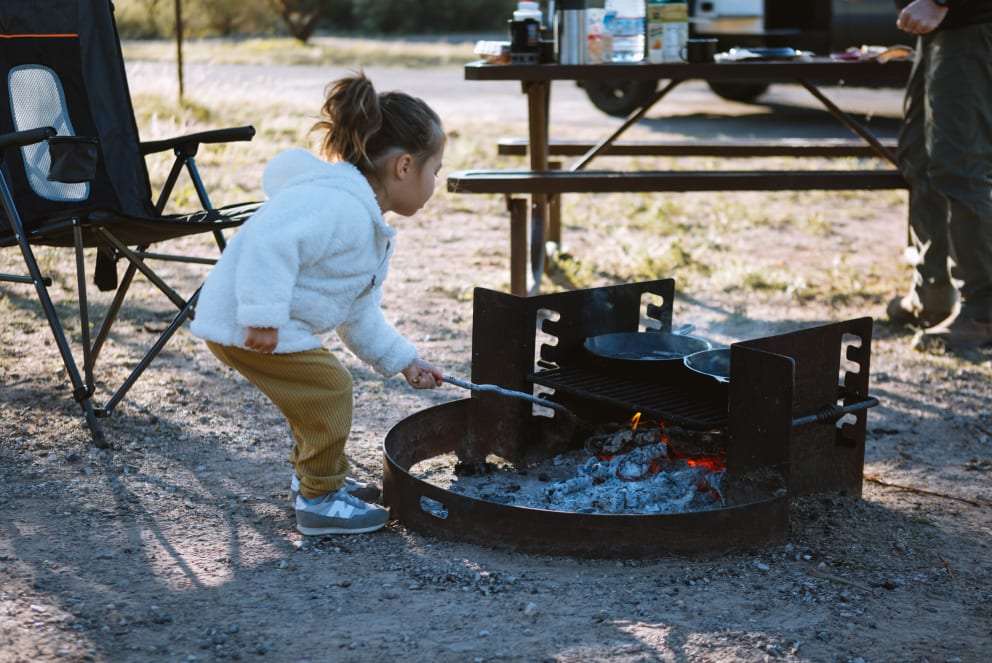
[190,72,445,535]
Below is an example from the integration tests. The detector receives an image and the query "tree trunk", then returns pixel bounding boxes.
[271,0,328,43]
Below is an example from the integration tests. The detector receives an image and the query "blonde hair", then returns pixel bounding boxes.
[311,71,443,176]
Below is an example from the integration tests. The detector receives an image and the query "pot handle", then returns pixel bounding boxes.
[791,397,879,427]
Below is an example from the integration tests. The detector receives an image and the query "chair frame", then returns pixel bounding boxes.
[1,122,256,447]
[0,1,266,448]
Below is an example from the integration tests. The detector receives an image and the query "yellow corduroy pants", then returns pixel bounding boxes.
[206,342,353,499]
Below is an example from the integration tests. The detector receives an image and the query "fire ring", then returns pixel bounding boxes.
[382,399,789,558]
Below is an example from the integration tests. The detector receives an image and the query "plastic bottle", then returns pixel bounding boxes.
[586,7,612,63]
[605,0,645,62]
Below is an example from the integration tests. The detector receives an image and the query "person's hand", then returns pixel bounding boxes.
[401,358,443,390]
[244,326,279,353]
[897,0,949,35]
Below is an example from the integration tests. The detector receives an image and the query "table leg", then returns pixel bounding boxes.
[570,78,685,172]
[796,78,900,166]
[508,196,528,296]
[548,160,562,247]
[525,81,550,295]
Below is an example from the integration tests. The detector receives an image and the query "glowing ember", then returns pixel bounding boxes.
[543,440,725,514]
[544,420,726,513]
[414,420,729,515]
[543,421,728,513]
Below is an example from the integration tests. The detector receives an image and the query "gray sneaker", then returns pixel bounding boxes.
[290,474,380,503]
[295,488,390,535]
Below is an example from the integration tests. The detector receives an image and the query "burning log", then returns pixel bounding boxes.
[541,416,730,514]
[584,426,660,457]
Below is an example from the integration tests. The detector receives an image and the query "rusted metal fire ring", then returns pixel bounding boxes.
[382,399,789,558]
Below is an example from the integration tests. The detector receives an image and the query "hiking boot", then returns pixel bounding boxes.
[291,474,380,503]
[886,294,953,328]
[295,488,390,535]
[912,313,992,352]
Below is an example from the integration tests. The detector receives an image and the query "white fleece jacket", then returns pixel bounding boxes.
[189,148,417,377]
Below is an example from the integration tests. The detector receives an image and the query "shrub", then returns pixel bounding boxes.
[353,0,516,35]
[114,0,518,39]
[115,0,278,38]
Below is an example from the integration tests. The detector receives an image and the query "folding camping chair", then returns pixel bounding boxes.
[0,0,259,447]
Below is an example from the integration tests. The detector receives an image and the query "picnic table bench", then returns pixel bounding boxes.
[448,59,911,295]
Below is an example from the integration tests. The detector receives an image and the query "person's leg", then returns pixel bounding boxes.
[205,342,389,534]
[927,24,992,323]
[891,33,959,325]
[206,343,353,497]
[915,24,992,349]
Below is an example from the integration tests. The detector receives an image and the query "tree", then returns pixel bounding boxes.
[270,0,327,43]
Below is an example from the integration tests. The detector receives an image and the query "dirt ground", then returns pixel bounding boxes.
[3,65,992,662]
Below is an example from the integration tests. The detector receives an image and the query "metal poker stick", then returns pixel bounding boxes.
[443,374,570,413]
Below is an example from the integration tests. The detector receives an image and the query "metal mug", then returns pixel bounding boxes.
[681,38,718,64]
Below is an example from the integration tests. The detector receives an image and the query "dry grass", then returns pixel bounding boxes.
[122,35,479,69]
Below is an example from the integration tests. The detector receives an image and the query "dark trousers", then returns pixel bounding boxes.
[897,23,992,322]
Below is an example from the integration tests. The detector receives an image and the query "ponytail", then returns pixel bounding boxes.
[311,71,443,176]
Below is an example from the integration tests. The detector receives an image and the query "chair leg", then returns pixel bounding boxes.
[81,400,108,448]
[90,257,138,364]
[101,293,198,415]
[89,230,201,414]
[73,225,96,389]
[71,225,108,447]
[1,168,109,447]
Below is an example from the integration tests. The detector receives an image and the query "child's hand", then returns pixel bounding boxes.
[402,358,443,389]
[245,326,279,353]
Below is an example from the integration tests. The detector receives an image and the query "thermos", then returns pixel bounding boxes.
[558,0,587,65]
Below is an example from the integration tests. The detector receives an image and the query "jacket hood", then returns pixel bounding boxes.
[261,148,384,222]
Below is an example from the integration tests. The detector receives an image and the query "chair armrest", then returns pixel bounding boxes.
[0,126,56,152]
[139,125,256,157]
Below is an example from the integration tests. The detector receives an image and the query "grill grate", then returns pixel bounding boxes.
[530,366,728,429]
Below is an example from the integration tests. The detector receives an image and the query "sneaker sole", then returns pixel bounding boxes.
[297,522,387,535]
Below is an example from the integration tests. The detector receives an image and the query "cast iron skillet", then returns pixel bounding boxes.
[583,327,712,366]
[683,348,731,384]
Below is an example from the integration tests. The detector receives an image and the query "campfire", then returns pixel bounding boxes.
[415,413,730,516]
[562,414,727,513]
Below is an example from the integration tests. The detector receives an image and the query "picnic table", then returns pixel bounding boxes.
[447,58,913,295]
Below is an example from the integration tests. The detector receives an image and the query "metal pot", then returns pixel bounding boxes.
[583,327,712,367]
[684,348,731,384]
